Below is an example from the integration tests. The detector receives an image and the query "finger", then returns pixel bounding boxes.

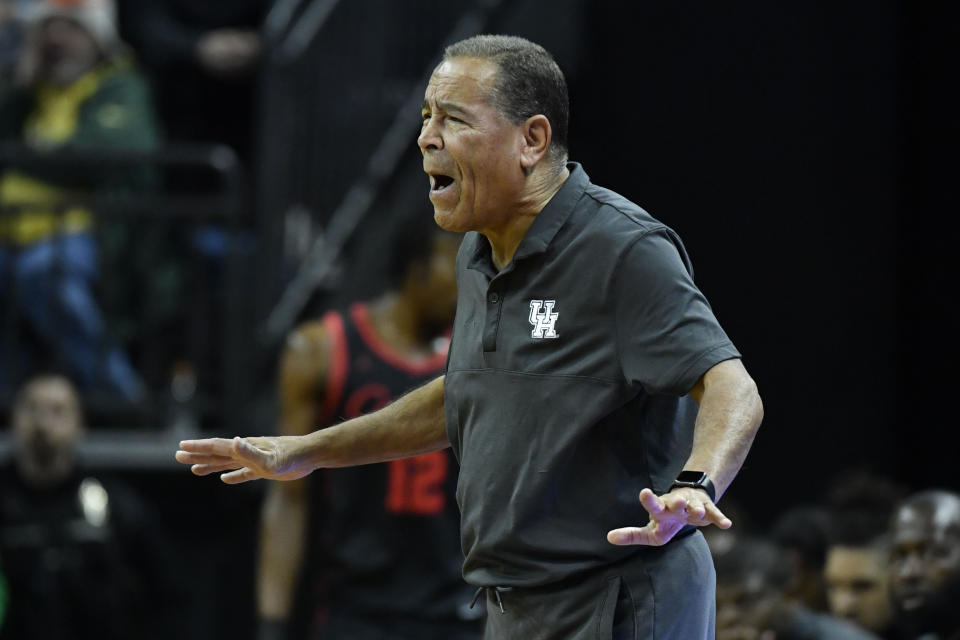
[191,462,243,475]
[607,524,671,547]
[704,502,732,529]
[178,438,238,455]
[607,525,654,546]
[221,467,260,484]
[191,463,234,476]
[175,451,234,465]
[638,488,665,516]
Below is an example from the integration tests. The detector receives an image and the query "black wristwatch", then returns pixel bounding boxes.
[669,470,716,503]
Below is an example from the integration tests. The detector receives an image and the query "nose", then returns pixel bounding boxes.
[417,117,442,152]
[32,414,58,437]
[896,551,924,581]
[832,589,856,617]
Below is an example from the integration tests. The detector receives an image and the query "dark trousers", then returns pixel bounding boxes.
[481,531,716,640]
[314,609,484,640]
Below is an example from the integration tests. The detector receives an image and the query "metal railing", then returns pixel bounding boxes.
[254,0,502,356]
[0,143,252,440]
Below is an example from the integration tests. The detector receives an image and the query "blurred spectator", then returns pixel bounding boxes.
[257,223,481,640]
[824,470,908,525]
[715,534,881,640]
[116,0,268,400]
[116,0,269,165]
[888,489,960,640]
[770,504,832,613]
[825,532,898,640]
[0,0,28,80]
[0,0,163,403]
[824,470,908,639]
[0,373,179,639]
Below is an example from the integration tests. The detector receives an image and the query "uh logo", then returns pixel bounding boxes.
[528,300,559,339]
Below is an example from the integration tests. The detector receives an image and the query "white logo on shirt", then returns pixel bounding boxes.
[528,300,559,339]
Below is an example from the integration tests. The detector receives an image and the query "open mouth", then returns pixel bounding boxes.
[430,174,455,192]
[28,435,58,467]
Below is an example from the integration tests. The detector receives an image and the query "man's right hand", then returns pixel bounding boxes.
[175,436,315,484]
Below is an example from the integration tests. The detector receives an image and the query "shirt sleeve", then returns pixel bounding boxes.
[614,228,740,395]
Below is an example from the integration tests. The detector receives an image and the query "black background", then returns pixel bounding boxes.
[566,1,958,519]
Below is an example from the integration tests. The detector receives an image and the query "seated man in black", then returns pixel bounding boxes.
[0,373,176,639]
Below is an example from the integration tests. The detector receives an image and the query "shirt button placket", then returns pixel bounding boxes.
[483,288,503,352]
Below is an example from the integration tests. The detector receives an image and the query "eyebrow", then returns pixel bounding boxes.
[421,99,472,118]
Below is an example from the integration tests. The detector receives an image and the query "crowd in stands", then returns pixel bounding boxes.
[709,471,960,640]
[0,0,266,417]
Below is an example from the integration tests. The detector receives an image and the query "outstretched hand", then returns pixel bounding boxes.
[175,436,315,484]
[607,487,732,546]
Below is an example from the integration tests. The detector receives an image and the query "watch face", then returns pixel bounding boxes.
[676,471,707,484]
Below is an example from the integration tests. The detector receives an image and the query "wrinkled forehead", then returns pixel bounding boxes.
[826,546,888,575]
[424,57,499,108]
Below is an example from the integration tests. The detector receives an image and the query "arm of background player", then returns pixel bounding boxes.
[257,323,329,632]
[175,376,449,484]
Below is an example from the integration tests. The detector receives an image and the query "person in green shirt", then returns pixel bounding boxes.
[0,0,161,401]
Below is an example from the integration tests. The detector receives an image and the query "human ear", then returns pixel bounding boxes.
[519,114,552,171]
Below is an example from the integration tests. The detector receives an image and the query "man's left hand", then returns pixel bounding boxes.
[606,487,732,546]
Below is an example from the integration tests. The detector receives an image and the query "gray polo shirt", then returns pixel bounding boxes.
[444,163,740,588]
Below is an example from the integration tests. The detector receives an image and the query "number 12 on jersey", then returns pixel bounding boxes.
[385,451,448,515]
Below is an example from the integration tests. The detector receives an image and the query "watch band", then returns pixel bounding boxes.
[669,471,716,503]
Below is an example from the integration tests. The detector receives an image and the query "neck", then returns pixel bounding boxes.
[484,163,569,270]
[367,292,432,353]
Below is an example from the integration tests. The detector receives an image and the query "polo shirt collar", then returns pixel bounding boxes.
[466,162,589,275]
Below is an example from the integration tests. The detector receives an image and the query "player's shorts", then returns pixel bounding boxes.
[479,530,715,640]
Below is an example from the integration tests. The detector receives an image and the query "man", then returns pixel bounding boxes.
[116,0,268,164]
[888,490,960,640]
[771,505,831,613]
[177,35,764,639]
[823,471,906,639]
[715,536,881,640]
[257,223,481,640]
[0,373,177,638]
[825,536,897,639]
